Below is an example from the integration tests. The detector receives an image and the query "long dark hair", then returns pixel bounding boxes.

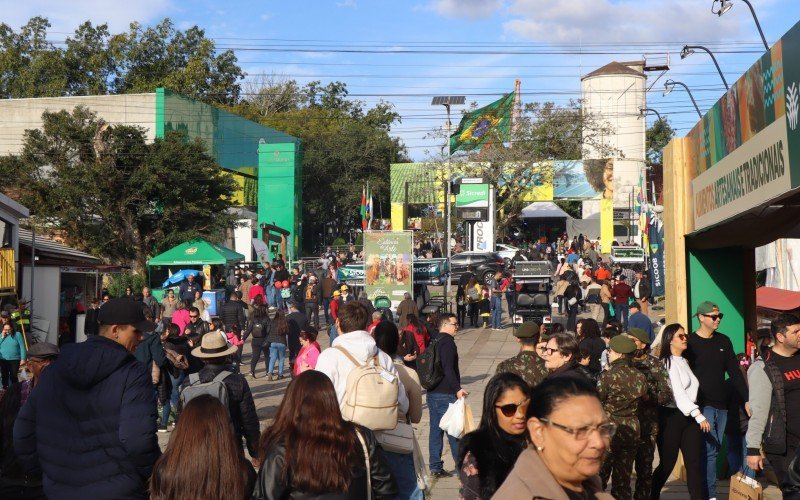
[272,309,289,336]
[149,395,251,500]
[457,373,530,498]
[658,323,685,369]
[374,321,399,356]
[258,371,358,494]
[578,318,601,339]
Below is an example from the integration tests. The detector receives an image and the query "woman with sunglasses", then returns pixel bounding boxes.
[494,377,614,499]
[650,323,710,500]
[457,373,530,499]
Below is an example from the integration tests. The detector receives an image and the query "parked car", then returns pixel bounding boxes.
[496,244,520,266]
[449,251,505,285]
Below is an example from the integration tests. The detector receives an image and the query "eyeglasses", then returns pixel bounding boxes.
[446,321,459,328]
[676,333,688,340]
[703,314,723,321]
[539,418,617,440]
[496,398,530,417]
[542,347,559,356]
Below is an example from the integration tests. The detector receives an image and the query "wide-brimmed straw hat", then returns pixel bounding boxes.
[191,332,238,359]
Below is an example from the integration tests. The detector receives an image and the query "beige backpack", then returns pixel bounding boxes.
[334,346,399,431]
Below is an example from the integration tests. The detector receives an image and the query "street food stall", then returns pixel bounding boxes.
[147,239,245,315]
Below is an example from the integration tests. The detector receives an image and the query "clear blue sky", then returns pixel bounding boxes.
[4,0,800,160]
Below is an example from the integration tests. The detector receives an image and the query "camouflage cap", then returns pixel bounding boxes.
[627,328,650,345]
[514,322,540,339]
[608,334,637,354]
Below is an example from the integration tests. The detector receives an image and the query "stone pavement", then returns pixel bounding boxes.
[158,304,782,499]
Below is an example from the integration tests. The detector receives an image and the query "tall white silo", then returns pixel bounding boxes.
[581,61,647,240]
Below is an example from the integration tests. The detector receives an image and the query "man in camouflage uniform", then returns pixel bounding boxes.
[598,335,647,500]
[628,327,674,500]
[495,322,548,388]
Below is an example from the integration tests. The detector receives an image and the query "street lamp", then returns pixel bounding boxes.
[431,95,465,307]
[711,0,769,51]
[639,107,662,122]
[663,79,703,119]
[681,45,729,90]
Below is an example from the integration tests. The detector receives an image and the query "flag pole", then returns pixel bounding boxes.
[512,79,522,140]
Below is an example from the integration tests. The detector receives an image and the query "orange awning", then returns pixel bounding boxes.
[756,286,800,312]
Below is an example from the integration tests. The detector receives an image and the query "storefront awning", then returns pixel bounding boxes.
[756,286,800,312]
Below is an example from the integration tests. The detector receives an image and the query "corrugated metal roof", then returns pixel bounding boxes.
[582,61,645,80]
[18,229,101,263]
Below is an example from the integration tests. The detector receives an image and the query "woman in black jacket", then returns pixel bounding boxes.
[253,370,397,499]
[243,304,271,378]
[577,318,606,375]
[458,373,530,499]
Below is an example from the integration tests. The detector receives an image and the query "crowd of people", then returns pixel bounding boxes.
[0,240,799,500]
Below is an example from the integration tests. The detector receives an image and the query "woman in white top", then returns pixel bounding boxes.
[651,323,711,500]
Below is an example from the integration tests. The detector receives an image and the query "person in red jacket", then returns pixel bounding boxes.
[612,275,634,330]
[403,314,430,354]
[328,290,342,344]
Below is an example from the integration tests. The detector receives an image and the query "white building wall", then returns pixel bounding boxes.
[0,94,157,155]
[581,71,647,209]
[21,265,60,345]
[234,219,256,261]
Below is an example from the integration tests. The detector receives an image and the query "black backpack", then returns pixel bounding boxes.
[251,319,271,339]
[417,336,444,390]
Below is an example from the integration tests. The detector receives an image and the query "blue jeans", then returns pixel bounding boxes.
[268,342,287,376]
[726,432,756,479]
[427,392,460,473]
[614,304,629,330]
[160,371,186,427]
[322,297,331,324]
[329,323,338,344]
[490,296,502,328]
[701,406,727,498]
[383,450,424,500]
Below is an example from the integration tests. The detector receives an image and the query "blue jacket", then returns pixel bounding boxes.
[13,335,160,499]
[0,331,27,361]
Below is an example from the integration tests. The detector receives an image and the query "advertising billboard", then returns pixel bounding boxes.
[364,231,413,308]
[553,159,615,200]
[687,19,800,231]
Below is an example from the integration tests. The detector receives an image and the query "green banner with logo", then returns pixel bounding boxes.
[455,183,489,208]
[364,231,413,308]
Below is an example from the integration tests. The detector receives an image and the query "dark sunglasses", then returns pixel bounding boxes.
[496,399,530,417]
[703,314,723,321]
[676,333,688,340]
[189,314,199,318]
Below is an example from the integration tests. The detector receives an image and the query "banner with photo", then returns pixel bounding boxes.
[687,19,800,231]
[364,231,414,308]
[553,159,614,200]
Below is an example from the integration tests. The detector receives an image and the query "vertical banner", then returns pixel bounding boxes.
[648,218,665,296]
[364,231,414,309]
[471,187,495,251]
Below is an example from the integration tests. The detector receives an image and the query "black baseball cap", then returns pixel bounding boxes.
[98,299,156,332]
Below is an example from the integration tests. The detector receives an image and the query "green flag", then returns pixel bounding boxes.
[449,92,514,154]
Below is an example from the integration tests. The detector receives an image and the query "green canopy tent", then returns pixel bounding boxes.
[147,239,245,302]
[148,239,245,266]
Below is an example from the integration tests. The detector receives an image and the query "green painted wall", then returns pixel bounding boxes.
[687,247,746,353]
[153,88,300,208]
[258,142,302,260]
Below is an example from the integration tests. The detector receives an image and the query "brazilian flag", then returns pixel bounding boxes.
[449,92,514,154]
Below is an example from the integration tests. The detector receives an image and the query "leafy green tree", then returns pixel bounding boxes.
[233,80,409,252]
[443,100,616,237]
[0,17,244,105]
[0,17,67,98]
[0,106,239,274]
[646,117,675,165]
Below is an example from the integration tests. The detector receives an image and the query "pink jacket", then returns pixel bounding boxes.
[293,344,320,376]
[172,309,191,334]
